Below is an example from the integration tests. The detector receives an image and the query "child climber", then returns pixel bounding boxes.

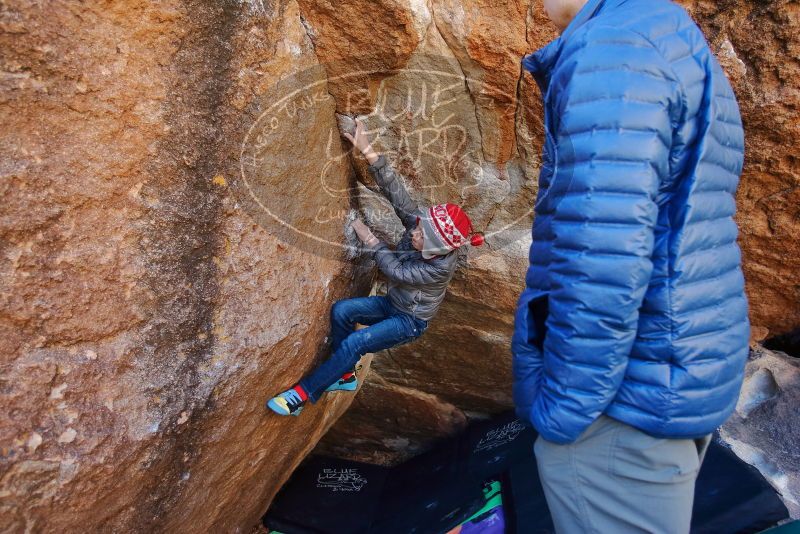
[267,119,484,416]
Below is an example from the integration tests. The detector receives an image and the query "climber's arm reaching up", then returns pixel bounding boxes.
[344,119,420,229]
[367,155,420,230]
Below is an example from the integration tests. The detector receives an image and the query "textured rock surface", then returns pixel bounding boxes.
[720,346,800,518]
[314,0,547,464]
[1,0,798,531]
[315,370,467,464]
[1,1,367,532]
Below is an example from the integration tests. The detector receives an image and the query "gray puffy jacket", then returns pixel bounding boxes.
[365,155,458,321]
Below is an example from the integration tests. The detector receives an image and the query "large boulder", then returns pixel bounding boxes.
[313,0,548,464]
[1,1,367,531]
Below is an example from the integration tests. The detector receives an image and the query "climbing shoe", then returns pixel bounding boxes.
[325,370,358,393]
[267,386,307,416]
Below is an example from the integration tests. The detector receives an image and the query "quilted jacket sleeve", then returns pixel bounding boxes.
[529,27,682,443]
[368,155,421,229]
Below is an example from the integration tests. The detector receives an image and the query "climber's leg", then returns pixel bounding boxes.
[329,296,395,352]
[300,311,427,402]
[268,298,398,415]
[327,296,396,386]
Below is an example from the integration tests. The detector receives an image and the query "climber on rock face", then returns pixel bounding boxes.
[513,0,750,533]
[267,118,484,417]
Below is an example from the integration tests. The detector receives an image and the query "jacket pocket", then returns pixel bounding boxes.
[512,290,548,420]
[527,293,549,350]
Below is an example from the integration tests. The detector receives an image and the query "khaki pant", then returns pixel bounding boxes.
[535,415,712,534]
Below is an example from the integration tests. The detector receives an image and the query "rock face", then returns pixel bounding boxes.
[720,347,800,517]
[1,0,798,532]
[311,0,548,464]
[1,1,369,532]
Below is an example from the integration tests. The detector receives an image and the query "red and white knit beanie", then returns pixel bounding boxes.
[419,203,484,259]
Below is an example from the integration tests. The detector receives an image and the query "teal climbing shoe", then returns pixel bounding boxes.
[325,372,358,393]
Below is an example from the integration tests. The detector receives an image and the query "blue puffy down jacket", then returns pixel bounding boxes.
[512,0,750,443]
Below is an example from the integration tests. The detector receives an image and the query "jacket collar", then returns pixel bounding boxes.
[522,0,625,91]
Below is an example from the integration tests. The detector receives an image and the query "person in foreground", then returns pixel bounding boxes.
[267,119,484,417]
[512,0,749,532]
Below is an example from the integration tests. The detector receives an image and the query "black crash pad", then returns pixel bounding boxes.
[263,411,789,534]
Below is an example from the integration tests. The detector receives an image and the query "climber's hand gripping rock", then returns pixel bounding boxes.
[351,218,379,248]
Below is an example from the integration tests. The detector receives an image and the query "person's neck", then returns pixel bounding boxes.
[557,0,590,31]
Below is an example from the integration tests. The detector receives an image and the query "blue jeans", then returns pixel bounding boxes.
[299,296,428,402]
